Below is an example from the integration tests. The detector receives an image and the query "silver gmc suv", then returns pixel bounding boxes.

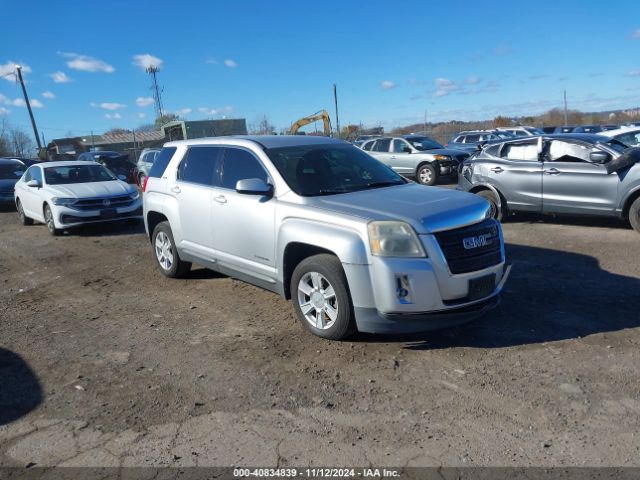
[143,136,510,340]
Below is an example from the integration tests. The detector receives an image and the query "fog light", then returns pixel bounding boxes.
[395,275,413,304]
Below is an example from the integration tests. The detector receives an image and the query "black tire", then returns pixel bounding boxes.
[16,199,33,225]
[138,173,146,187]
[290,254,356,340]
[43,204,61,236]
[416,163,438,186]
[629,197,640,233]
[151,221,191,278]
[477,189,505,222]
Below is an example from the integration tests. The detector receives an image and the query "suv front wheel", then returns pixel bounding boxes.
[416,163,438,186]
[291,254,356,340]
[152,221,191,277]
[629,197,640,233]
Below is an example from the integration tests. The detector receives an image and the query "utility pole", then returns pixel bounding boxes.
[563,90,568,126]
[16,65,42,151]
[333,83,340,138]
[423,109,428,134]
[146,66,164,121]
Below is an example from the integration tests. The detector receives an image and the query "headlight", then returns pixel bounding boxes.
[368,221,426,258]
[51,197,77,207]
[129,190,140,200]
[433,154,451,162]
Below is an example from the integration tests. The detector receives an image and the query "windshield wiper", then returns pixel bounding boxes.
[362,181,404,189]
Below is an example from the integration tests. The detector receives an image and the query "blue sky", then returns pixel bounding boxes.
[2,0,640,138]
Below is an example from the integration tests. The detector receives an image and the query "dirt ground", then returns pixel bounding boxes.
[1,195,639,468]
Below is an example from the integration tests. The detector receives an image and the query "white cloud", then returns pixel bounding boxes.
[100,102,126,110]
[465,75,481,85]
[205,58,218,65]
[380,80,396,90]
[9,98,43,108]
[224,59,238,68]
[625,69,640,77]
[433,77,459,97]
[175,108,192,116]
[137,112,147,119]
[59,52,114,73]
[50,71,72,83]
[136,96,154,107]
[105,113,122,120]
[1,61,31,82]
[11,98,25,107]
[133,54,163,70]
[0,107,9,115]
[632,29,640,39]
[198,105,233,116]
[30,99,44,108]
[42,91,55,99]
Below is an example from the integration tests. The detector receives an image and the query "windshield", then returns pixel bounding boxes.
[527,128,544,135]
[0,164,25,180]
[405,137,444,150]
[265,144,405,196]
[601,139,628,154]
[44,165,117,185]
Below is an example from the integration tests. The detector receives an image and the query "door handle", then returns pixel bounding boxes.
[544,168,560,175]
[490,167,504,173]
[214,195,227,204]
[390,155,396,159]
[171,185,181,193]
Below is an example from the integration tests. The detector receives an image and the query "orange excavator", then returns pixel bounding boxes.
[290,110,332,136]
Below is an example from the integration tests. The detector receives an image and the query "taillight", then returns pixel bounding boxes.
[142,176,149,192]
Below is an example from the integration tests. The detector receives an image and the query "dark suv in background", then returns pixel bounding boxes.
[447,130,514,152]
[77,151,137,184]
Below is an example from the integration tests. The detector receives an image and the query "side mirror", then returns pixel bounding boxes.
[117,174,127,181]
[590,151,610,164]
[402,147,412,153]
[235,178,273,196]
[26,179,40,188]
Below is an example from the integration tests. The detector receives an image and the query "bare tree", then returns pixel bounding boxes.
[249,114,276,135]
[10,127,35,157]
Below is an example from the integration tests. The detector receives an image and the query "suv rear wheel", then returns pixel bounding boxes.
[291,254,356,340]
[152,221,191,277]
[629,197,640,233]
[477,189,505,222]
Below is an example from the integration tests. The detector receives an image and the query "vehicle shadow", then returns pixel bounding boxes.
[0,348,43,425]
[356,243,640,349]
[507,212,632,230]
[68,221,146,237]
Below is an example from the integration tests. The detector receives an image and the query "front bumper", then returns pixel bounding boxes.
[352,265,510,334]
[55,201,143,227]
[437,161,459,176]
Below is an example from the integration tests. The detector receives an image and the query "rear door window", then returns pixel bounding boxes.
[220,148,269,190]
[372,139,391,152]
[500,142,539,161]
[148,147,177,178]
[177,146,224,186]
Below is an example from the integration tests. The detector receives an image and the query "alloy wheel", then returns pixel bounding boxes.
[297,272,339,330]
[155,231,174,271]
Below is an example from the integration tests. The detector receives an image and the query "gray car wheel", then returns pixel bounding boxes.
[16,199,33,225]
[477,189,505,222]
[416,163,438,186]
[152,221,191,278]
[629,197,640,233]
[44,204,61,236]
[291,254,356,340]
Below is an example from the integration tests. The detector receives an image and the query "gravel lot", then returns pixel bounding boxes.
[1,192,639,467]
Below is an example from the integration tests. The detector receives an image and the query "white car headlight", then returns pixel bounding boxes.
[51,197,77,207]
[368,221,426,258]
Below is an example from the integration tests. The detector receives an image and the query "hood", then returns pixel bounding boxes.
[0,178,18,192]
[47,180,135,198]
[421,148,469,159]
[311,183,490,234]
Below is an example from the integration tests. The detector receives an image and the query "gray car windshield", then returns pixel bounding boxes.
[265,144,405,196]
[406,137,444,150]
[601,139,628,154]
[44,165,116,185]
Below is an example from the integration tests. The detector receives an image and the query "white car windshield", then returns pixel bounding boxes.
[44,165,116,185]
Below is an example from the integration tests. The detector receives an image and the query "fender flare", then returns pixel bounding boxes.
[468,183,507,215]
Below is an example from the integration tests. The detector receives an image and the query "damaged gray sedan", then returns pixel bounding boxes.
[457,134,640,232]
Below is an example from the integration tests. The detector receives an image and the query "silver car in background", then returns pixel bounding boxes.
[361,136,469,185]
[457,134,640,232]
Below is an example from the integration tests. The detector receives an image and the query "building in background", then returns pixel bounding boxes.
[161,119,247,141]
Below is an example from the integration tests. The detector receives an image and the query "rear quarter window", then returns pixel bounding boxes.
[148,147,177,178]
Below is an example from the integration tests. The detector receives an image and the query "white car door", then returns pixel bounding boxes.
[20,165,45,220]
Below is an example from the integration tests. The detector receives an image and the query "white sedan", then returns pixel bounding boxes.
[14,161,142,235]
